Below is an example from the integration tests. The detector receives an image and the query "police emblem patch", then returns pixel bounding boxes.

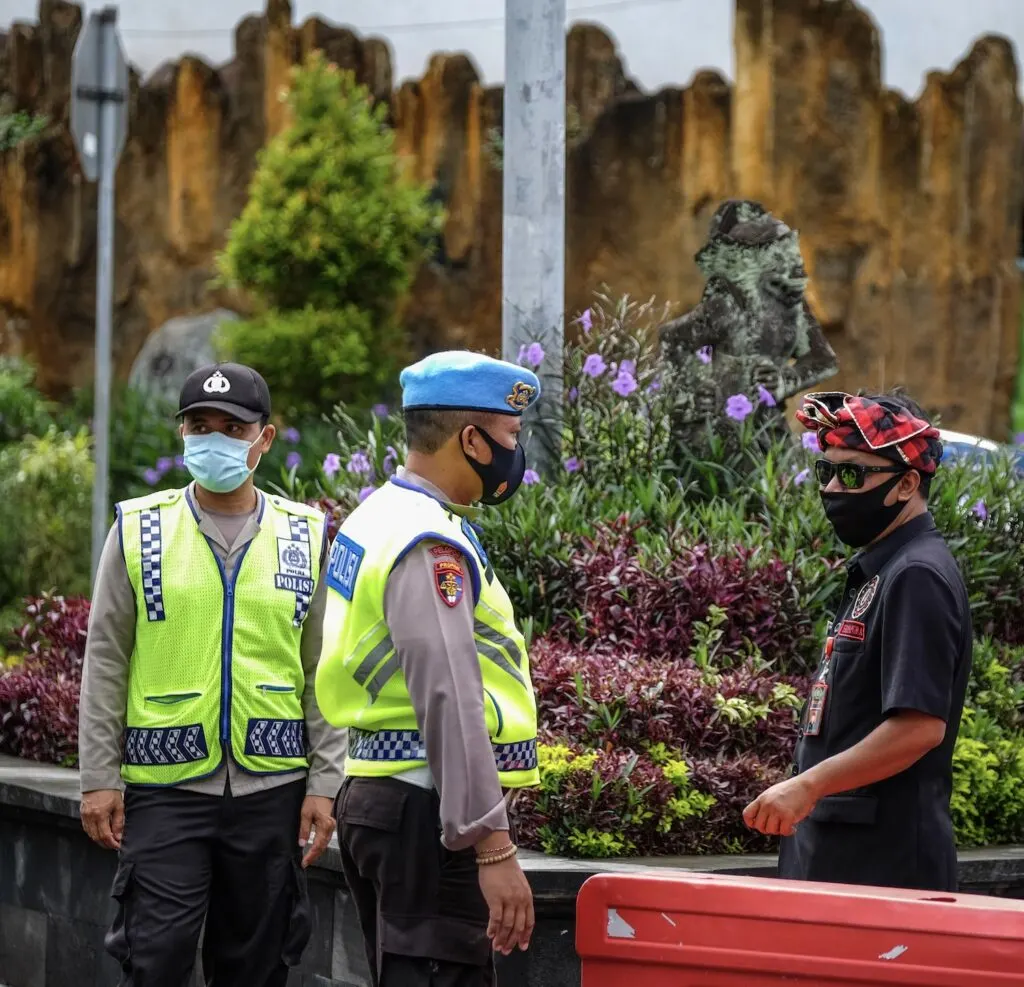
[434,559,465,608]
[202,370,231,394]
[276,537,314,596]
[851,575,880,619]
[506,381,537,412]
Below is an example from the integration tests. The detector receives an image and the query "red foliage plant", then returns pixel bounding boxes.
[554,519,816,671]
[0,594,89,765]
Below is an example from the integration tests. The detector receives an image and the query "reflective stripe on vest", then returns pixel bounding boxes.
[316,478,540,789]
[119,486,325,786]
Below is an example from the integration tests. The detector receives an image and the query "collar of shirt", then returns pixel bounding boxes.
[186,482,264,553]
[393,467,483,522]
[847,511,937,581]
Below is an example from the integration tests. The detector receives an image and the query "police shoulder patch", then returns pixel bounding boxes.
[429,543,461,559]
[434,558,465,608]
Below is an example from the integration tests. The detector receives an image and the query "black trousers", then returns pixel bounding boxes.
[334,777,496,987]
[105,779,311,987]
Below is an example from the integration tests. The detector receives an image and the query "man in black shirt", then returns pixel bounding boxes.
[743,391,972,891]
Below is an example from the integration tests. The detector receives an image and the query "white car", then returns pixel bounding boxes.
[939,428,1024,474]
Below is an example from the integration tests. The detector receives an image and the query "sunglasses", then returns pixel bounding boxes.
[814,459,907,490]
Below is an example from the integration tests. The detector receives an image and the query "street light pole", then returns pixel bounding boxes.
[502,0,567,471]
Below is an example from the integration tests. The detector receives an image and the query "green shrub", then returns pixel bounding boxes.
[216,51,443,416]
[0,428,93,613]
[0,108,49,151]
[0,357,56,446]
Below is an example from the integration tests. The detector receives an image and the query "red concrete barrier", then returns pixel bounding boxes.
[576,871,1024,985]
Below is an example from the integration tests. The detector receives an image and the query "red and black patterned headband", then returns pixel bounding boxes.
[796,392,943,475]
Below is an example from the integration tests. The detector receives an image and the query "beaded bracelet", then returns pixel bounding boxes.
[477,842,515,858]
[476,845,518,866]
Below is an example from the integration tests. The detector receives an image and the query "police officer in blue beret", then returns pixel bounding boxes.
[317,351,543,985]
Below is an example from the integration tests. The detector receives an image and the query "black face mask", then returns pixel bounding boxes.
[463,426,527,506]
[820,474,908,548]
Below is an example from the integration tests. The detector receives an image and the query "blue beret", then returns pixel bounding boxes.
[400,351,541,416]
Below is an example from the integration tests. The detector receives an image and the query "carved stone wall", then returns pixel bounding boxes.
[0,0,1020,436]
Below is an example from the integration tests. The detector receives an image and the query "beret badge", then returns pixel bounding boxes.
[506,381,537,412]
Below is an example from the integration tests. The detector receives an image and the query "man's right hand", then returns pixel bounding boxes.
[81,789,125,850]
[477,854,534,956]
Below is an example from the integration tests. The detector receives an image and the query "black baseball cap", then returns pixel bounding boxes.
[177,363,271,424]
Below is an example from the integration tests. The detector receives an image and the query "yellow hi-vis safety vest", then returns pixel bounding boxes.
[316,476,540,788]
[118,486,325,786]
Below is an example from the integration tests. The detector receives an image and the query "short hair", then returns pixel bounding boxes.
[404,408,513,454]
[404,409,478,454]
[856,388,941,497]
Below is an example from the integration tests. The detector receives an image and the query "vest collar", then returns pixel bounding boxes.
[184,483,266,553]
[391,468,482,522]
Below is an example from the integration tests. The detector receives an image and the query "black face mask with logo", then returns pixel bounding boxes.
[820,474,908,549]
[463,426,527,506]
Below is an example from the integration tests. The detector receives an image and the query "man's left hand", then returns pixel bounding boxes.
[743,775,819,837]
[299,795,336,868]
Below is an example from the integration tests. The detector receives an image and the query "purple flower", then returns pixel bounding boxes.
[174,454,185,469]
[582,353,607,378]
[757,385,777,408]
[347,450,373,475]
[1015,432,1024,447]
[611,370,638,398]
[696,346,713,365]
[725,394,754,422]
[579,308,593,333]
[283,427,301,443]
[620,359,636,376]
[802,432,821,453]
[143,468,161,486]
[286,451,302,470]
[647,378,662,394]
[525,342,545,368]
[382,445,398,476]
[523,469,541,486]
[567,386,579,403]
[972,499,988,521]
[793,468,810,486]
[372,404,389,418]
[517,344,527,364]
[156,456,174,474]
[564,457,581,473]
[358,485,377,502]
[323,453,342,478]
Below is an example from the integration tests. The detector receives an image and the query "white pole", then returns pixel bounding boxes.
[502,0,567,471]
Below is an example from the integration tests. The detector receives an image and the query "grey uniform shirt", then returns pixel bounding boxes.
[381,468,510,851]
[79,484,346,799]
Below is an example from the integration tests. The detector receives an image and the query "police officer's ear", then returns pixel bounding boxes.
[256,422,276,453]
[460,424,486,463]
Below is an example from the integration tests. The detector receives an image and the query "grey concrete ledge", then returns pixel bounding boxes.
[4,753,1023,901]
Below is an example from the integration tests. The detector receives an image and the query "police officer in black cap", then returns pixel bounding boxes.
[79,362,346,986]
[744,390,972,892]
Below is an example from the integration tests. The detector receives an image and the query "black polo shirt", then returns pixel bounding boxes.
[779,512,973,891]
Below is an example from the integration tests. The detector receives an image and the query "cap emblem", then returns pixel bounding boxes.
[506,381,537,412]
[202,371,231,395]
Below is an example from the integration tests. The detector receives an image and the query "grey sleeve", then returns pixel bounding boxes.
[300,535,348,798]
[384,542,509,851]
[78,523,135,794]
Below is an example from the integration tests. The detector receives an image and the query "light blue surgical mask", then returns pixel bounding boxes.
[182,429,265,494]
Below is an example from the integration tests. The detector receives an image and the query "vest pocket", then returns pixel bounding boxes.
[255,684,297,694]
[484,688,505,738]
[143,692,202,705]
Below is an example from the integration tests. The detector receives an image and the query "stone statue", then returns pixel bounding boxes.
[128,310,239,407]
[659,200,838,449]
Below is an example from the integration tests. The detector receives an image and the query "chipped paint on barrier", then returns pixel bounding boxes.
[607,908,636,939]
[661,913,677,927]
[879,944,909,961]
